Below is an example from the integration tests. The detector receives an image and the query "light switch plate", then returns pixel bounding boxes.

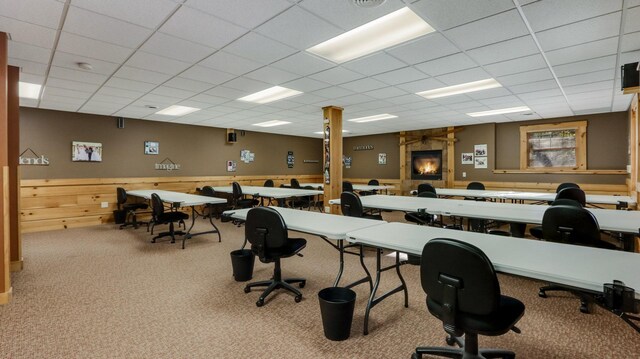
[101,202,108,208]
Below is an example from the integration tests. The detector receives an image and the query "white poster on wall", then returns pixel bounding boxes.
[474,156,487,169]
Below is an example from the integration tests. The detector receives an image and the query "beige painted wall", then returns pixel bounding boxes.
[343,133,400,179]
[19,108,323,179]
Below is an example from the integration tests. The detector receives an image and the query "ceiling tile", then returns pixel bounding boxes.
[71,0,178,29]
[0,0,64,28]
[255,6,343,50]
[184,0,292,29]
[224,32,297,65]
[57,32,133,64]
[522,0,622,32]
[414,52,476,77]
[563,80,614,95]
[7,57,48,76]
[545,37,619,66]
[46,78,101,92]
[244,66,300,85]
[140,32,215,63]
[465,87,513,100]
[151,86,197,100]
[0,16,57,48]
[199,51,263,76]
[363,86,408,99]
[189,94,230,106]
[163,77,214,93]
[497,68,553,86]
[103,77,158,92]
[64,6,151,48]
[434,67,492,86]
[312,86,355,99]
[625,6,640,33]
[125,51,191,75]
[8,41,51,64]
[386,33,459,65]
[372,67,428,86]
[52,51,119,76]
[444,10,528,50]
[283,77,331,92]
[16,73,45,85]
[271,52,335,77]
[48,66,108,84]
[309,66,364,85]
[536,12,622,52]
[87,94,133,106]
[44,86,92,100]
[159,6,247,48]
[223,77,271,93]
[339,78,387,92]
[411,0,514,30]
[39,101,81,112]
[483,54,547,77]
[621,31,640,52]
[395,77,445,93]
[509,79,559,94]
[180,65,236,85]
[299,0,406,31]
[342,53,407,76]
[559,69,615,87]
[204,86,248,100]
[95,86,145,100]
[465,35,539,65]
[114,66,173,84]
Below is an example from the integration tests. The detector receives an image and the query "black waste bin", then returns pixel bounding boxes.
[113,209,127,224]
[318,287,356,341]
[230,249,255,282]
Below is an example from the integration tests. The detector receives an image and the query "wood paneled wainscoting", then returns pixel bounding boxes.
[20,175,322,233]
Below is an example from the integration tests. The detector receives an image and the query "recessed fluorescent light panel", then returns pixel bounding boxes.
[19,82,42,99]
[253,120,291,127]
[307,7,435,63]
[155,105,200,116]
[417,79,502,99]
[348,114,397,123]
[467,106,531,117]
[238,86,302,104]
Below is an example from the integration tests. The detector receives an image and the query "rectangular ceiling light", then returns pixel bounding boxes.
[307,7,435,63]
[253,120,291,127]
[155,105,200,116]
[238,86,302,104]
[348,114,398,123]
[467,106,531,117]
[19,82,42,99]
[417,79,502,99]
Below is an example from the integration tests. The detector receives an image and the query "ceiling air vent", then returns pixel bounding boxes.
[352,0,387,8]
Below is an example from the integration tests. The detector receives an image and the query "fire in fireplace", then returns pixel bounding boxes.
[411,150,443,180]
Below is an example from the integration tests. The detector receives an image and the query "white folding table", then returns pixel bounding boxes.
[213,186,323,207]
[223,206,387,288]
[281,183,395,193]
[127,189,226,248]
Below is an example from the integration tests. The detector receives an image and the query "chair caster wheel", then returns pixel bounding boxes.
[244,287,251,293]
[299,281,306,288]
[538,290,547,298]
[294,295,302,303]
[445,335,456,346]
[256,299,264,307]
[580,304,589,314]
[411,353,420,359]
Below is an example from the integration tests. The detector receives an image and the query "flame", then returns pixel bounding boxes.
[418,162,438,174]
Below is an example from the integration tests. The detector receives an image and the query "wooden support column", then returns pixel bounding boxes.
[446,126,455,188]
[399,131,406,195]
[322,106,343,214]
[8,66,21,272]
[0,32,12,304]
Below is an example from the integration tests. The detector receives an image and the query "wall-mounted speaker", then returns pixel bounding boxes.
[621,62,639,91]
[227,132,237,143]
[116,117,125,129]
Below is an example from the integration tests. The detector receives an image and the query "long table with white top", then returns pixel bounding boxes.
[282,183,395,193]
[330,195,640,250]
[222,207,386,288]
[346,222,640,333]
[213,185,323,207]
[127,189,226,248]
[432,188,636,208]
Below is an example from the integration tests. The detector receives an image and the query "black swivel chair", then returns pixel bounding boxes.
[529,198,583,239]
[405,191,439,226]
[417,183,437,196]
[243,207,306,307]
[232,182,259,209]
[340,191,382,220]
[261,179,275,206]
[360,179,380,196]
[465,182,488,232]
[201,186,230,219]
[413,238,525,359]
[290,178,301,189]
[149,193,189,247]
[538,205,617,313]
[555,187,586,207]
[342,181,354,193]
[116,187,148,229]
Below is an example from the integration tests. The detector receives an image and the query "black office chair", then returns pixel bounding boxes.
[360,179,380,196]
[201,186,230,219]
[405,191,438,226]
[413,238,524,359]
[149,193,189,246]
[555,187,586,207]
[342,181,354,193]
[465,182,489,232]
[290,178,301,189]
[243,207,306,307]
[417,183,437,196]
[529,198,583,239]
[289,186,314,210]
[340,191,382,220]
[261,179,275,206]
[538,205,617,313]
[116,187,148,229]
[232,182,258,209]
[557,182,579,193]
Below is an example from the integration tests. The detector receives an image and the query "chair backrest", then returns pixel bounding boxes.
[264,179,274,187]
[116,187,127,207]
[342,181,354,193]
[555,187,586,207]
[541,205,601,246]
[150,193,165,218]
[551,198,583,207]
[340,191,364,218]
[421,238,501,335]
[245,207,289,259]
[291,178,301,189]
[556,182,580,193]
[232,182,243,199]
[417,191,438,198]
[467,182,485,190]
[368,179,379,186]
[417,183,436,195]
[201,186,215,197]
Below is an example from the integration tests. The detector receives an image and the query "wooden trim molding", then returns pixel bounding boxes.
[493,169,627,175]
[519,120,587,171]
[10,259,23,272]
[453,180,628,195]
[0,287,12,305]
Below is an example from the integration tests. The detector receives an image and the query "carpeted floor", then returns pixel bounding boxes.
[1,211,638,358]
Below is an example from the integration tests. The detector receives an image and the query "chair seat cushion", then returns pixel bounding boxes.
[529,226,543,239]
[124,203,148,211]
[157,211,189,223]
[260,238,307,262]
[427,295,524,336]
[404,212,431,224]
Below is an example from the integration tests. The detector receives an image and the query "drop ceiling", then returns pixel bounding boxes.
[2,0,639,138]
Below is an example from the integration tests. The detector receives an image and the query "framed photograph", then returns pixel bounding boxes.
[144,141,159,155]
[461,152,474,164]
[72,141,102,162]
[474,144,487,157]
[474,156,488,169]
[226,160,237,172]
[378,153,387,165]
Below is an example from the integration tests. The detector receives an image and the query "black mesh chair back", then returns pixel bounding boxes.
[415,238,524,359]
[290,178,301,189]
[232,182,244,199]
[367,179,379,186]
[342,181,354,193]
[340,191,364,218]
[541,205,605,247]
[246,207,289,261]
[417,191,437,198]
[556,182,580,193]
[467,182,485,190]
[551,198,583,207]
[201,186,215,197]
[417,183,436,195]
[555,187,586,207]
[116,187,127,208]
[151,193,165,218]
[264,179,274,187]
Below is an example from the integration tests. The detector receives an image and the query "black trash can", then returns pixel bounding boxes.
[230,249,255,282]
[318,287,356,341]
[113,209,127,224]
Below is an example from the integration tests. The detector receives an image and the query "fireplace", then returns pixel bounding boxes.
[411,150,443,180]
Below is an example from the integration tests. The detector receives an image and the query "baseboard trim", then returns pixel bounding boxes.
[0,287,13,305]
[10,259,23,272]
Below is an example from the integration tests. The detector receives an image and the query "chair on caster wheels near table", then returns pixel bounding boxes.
[243,207,307,307]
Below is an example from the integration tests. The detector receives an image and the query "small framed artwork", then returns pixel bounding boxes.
[144,141,159,155]
[72,141,102,162]
[461,153,473,164]
[474,144,487,157]
[475,156,488,169]
[378,153,387,165]
[226,160,237,172]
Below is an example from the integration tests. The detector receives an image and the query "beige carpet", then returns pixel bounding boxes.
[1,212,638,358]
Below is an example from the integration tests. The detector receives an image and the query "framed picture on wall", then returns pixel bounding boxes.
[461,153,473,164]
[378,153,387,165]
[227,160,237,172]
[72,141,102,162]
[474,144,487,157]
[144,141,159,155]
[474,156,488,169]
